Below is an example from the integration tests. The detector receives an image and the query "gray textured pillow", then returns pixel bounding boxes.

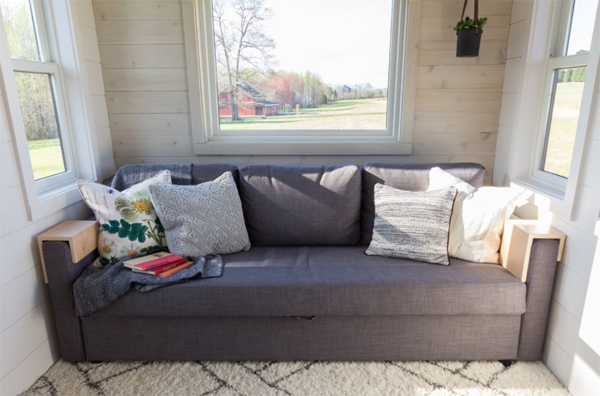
[148,171,250,257]
[366,184,457,265]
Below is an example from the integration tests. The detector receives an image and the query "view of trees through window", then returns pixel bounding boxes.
[213,0,393,131]
[2,0,68,180]
[542,67,586,178]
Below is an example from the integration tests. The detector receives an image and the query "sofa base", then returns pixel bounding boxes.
[81,315,521,362]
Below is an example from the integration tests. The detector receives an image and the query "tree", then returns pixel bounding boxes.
[213,0,275,120]
[270,75,295,112]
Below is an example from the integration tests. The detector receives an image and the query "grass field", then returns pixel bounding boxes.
[543,82,584,178]
[219,98,387,130]
[27,138,65,180]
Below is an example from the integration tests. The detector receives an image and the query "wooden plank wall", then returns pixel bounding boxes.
[94,0,513,184]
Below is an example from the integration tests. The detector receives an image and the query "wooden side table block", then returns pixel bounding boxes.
[500,219,566,282]
[37,221,98,283]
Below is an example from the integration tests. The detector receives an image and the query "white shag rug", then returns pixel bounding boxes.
[22,360,570,396]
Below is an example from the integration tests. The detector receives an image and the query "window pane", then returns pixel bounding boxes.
[14,72,67,180]
[1,0,40,60]
[542,67,586,178]
[566,0,599,55]
[212,0,393,131]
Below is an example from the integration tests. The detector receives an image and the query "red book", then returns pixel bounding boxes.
[123,252,183,271]
[158,261,194,278]
[132,258,188,275]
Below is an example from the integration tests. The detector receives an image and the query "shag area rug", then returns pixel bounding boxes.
[22,360,570,396]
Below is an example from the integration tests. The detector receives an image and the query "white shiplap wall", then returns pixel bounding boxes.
[94,0,516,185]
[0,1,113,394]
[494,1,600,395]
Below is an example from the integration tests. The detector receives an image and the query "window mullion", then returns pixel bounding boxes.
[12,59,58,74]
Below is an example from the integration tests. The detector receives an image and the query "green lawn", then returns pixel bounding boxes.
[28,138,65,180]
[219,98,387,130]
[543,82,584,178]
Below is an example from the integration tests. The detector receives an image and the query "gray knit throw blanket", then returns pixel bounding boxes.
[111,163,192,190]
[73,255,224,317]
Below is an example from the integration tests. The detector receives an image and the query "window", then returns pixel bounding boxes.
[185,0,416,154]
[534,0,599,188]
[1,0,76,192]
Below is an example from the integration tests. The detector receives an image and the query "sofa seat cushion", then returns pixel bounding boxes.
[100,246,526,318]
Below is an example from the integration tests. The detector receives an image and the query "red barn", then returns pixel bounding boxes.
[218,84,278,117]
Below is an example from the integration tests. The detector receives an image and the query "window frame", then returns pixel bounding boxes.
[0,0,102,221]
[183,0,418,155]
[512,0,600,219]
[3,0,78,192]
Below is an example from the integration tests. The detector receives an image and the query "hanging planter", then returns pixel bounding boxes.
[454,0,488,57]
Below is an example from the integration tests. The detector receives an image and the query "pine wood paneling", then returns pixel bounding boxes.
[99,44,186,68]
[414,112,501,133]
[93,0,182,21]
[413,132,498,154]
[96,20,184,44]
[106,92,190,113]
[421,0,513,17]
[417,65,505,90]
[112,134,194,156]
[103,68,188,91]
[109,113,190,135]
[419,44,507,66]
[416,89,502,113]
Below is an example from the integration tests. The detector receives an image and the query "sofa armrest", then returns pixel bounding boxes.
[37,220,98,283]
[500,220,565,282]
[39,220,99,362]
[500,220,566,361]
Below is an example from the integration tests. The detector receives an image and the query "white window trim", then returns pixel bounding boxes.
[182,0,419,155]
[0,0,101,221]
[511,0,600,220]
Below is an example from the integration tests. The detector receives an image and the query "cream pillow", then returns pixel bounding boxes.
[427,167,531,263]
[78,170,172,265]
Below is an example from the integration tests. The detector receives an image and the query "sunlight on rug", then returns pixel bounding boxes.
[21,360,570,396]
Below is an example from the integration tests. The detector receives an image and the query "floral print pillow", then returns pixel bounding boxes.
[77,170,172,265]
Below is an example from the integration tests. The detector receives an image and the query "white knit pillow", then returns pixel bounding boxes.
[427,167,531,263]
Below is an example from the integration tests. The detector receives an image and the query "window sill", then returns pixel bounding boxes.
[512,177,573,220]
[29,181,83,221]
[193,141,413,155]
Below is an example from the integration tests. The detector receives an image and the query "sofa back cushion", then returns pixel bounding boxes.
[191,164,239,186]
[240,164,361,246]
[360,162,485,245]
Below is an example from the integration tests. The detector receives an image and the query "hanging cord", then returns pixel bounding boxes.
[460,0,480,36]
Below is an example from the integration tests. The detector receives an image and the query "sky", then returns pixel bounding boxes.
[259,0,394,88]
[567,0,599,55]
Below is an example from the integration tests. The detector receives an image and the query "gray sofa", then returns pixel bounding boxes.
[43,162,560,363]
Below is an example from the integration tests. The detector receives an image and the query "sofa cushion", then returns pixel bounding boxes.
[149,172,251,257]
[191,163,239,186]
[239,164,361,246]
[102,246,526,318]
[361,162,485,244]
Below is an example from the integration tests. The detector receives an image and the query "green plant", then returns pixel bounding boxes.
[453,16,488,31]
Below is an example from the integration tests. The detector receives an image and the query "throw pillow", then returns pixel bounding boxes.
[427,167,532,263]
[148,171,251,257]
[77,170,172,265]
[366,184,457,265]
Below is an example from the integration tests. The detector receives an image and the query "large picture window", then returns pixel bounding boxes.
[534,0,599,188]
[1,0,76,191]
[186,0,415,154]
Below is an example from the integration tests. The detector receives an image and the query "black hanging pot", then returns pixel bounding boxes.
[456,28,483,57]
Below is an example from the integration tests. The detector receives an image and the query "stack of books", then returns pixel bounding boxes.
[124,252,193,278]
